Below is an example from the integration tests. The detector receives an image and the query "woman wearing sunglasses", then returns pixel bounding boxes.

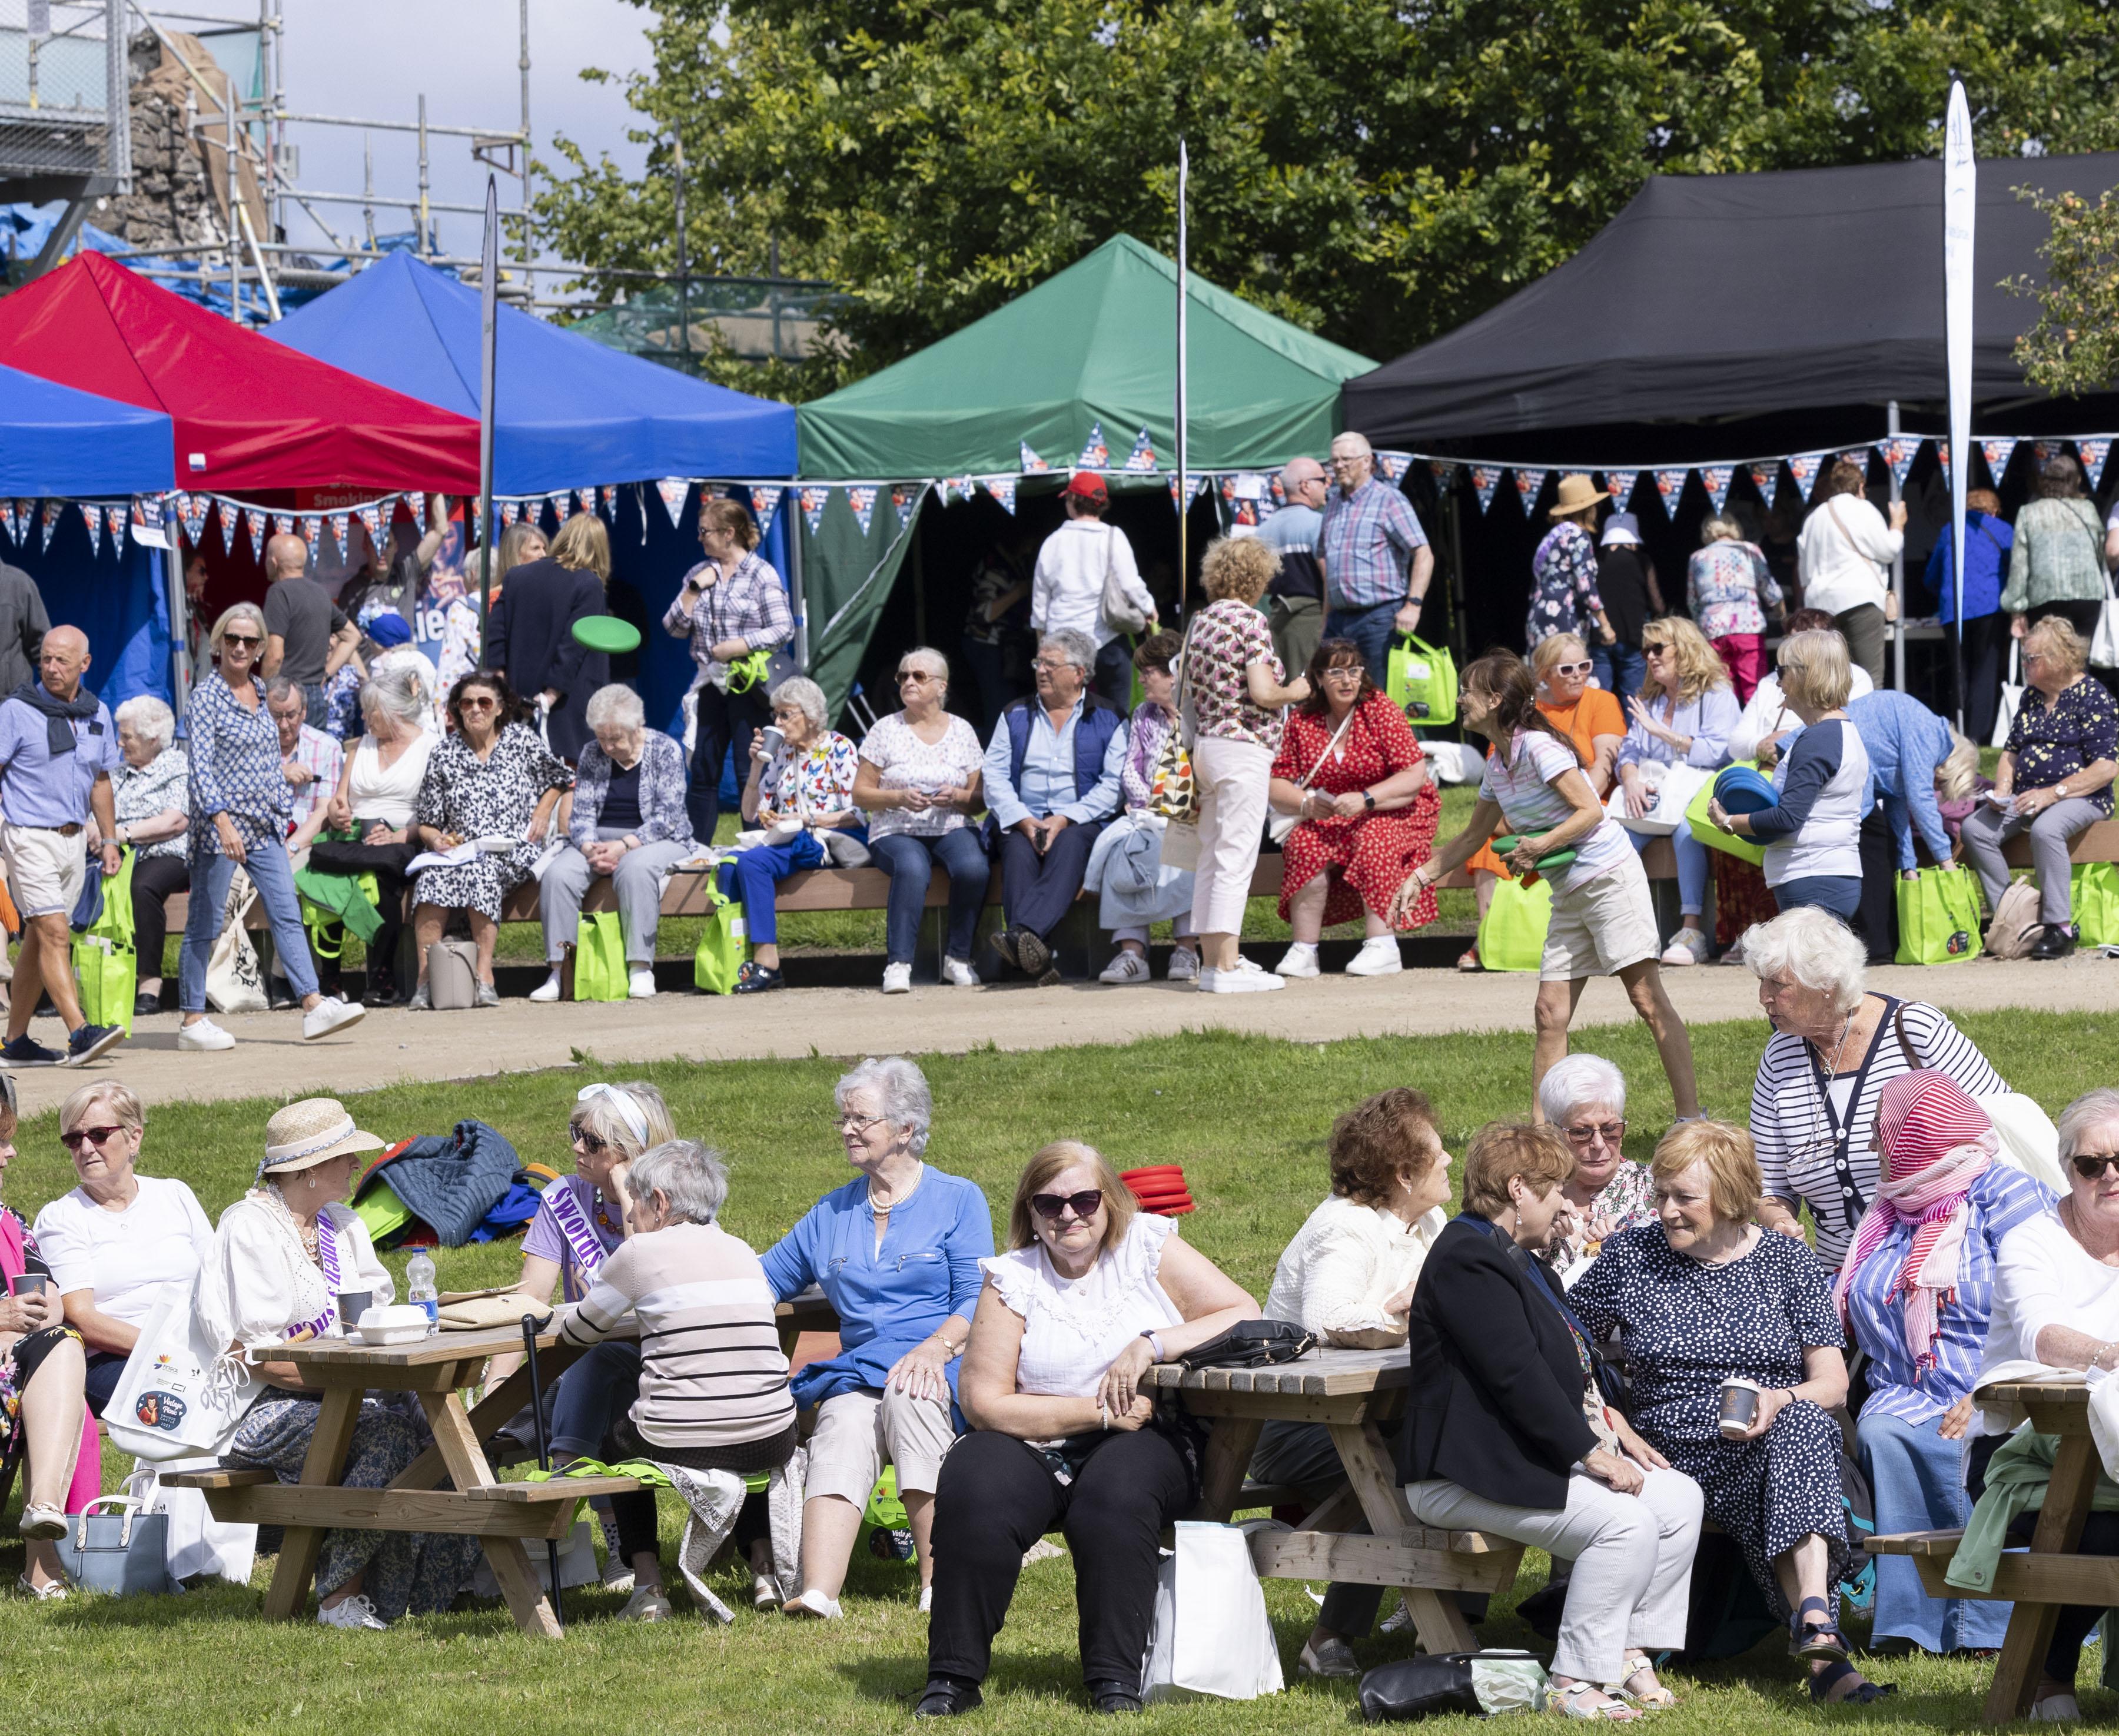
[918,1141,1258,1717]
[176,603,368,1051]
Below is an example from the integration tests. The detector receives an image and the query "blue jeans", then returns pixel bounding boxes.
[1592,640,1646,706]
[1858,1408,2012,1652]
[1323,600,1399,688]
[179,834,317,1013]
[715,828,825,947]
[1772,874,1861,920]
[548,1339,643,1462]
[872,828,990,966]
[1628,824,1708,917]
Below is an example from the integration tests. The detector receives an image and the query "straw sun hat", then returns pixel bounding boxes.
[260,1096,387,1178]
[1547,473,1611,519]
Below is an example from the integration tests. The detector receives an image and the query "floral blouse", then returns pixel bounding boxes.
[1549,1160,1659,1277]
[1688,540,1783,640]
[186,673,291,856]
[1187,599,1286,749]
[759,731,860,821]
[2005,673,2118,815]
[1526,522,1603,647]
[114,745,191,861]
[858,712,984,838]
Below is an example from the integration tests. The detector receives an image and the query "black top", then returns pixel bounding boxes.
[1596,545,1653,645]
[262,575,348,686]
[599,762,643,833]
[484,557,610,764]
[0,563,49,697]
[1399,1216,1600,1510]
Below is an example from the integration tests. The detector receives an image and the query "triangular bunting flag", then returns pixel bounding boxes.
[654,479,690,529]
[1019,440,1049,474]
[1652,469,1690,512]
[498,500,519,528]
[245,509,264,562]
[799,486,832,533]
[1603,469,1639,509]
[1701,466,1734,513]
[404,492,427,533]
[113,501,129,553]
[1123,429,1157,473]
[1879,437,1919,489]
[1077,422,1110,470]
[984,478,1017,516]
[1168,474,1184,512]
[551,491,575,524]
[1512,468,1548,511]
[749,485,785,537]
[2079,438,2113,490]
[575,488,594,515]
[0,500,15,545]
[1786,452,1825,500]
[1748,463,1782,511]
[357,503,383,547]
[1427,460,1459,492]
[1470,466,1503,513]
[847,485,878,534]
[891,484,918,532]
[2032,440,2057,467]
[1377,452,1411,484]
[328,512,351,557]
[599,484,619,518]
[179,491,208,547]
[1979,438,2018,485]
[81,504,104,552]
[1840,449,1871,472]
[41,500,62,555]
[1936,443,1951,480]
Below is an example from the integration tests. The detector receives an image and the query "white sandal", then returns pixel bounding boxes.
[1545,1681,1643,1722]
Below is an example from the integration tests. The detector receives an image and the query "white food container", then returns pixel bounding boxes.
[353,1304,432,1345]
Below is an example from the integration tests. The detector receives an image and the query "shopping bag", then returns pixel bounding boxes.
[2093,573,2119,668]
[72,932,139,1033]
[1686,762,1768,867]
[1141,1522,1285,1702]
[1993,643,2025,750]
[131,1459,256,1584]
[692,888,748,994]
[1387,635,1458,726]
[1607,762,1708,835]
[1476,874,1553,973]
[1894,867,1985,965]
[105,1279,259,1462]
[54,1493,178,1597]
[2074,862,2119,947]
[573,910,629,1002]
[204,867,268,1014]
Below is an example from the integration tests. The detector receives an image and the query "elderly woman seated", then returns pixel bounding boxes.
[1836,1073,2048,1657]
[1537,1054,1657,1281]
[533,683,696,1004]
[918,1141,1259,1717]
[762,1057,992,1617]
[105,694,191,1015]
[1572,1121,1888,1704]
[556,1140,799,1625]
[1248,1087,1454,1678]
[1088,630,1198,985]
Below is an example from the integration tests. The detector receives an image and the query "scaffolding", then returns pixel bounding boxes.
[0,0,132,273]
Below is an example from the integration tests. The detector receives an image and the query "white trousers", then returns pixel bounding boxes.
[1188,735,1273,936]
[1409,1467,1703,1684]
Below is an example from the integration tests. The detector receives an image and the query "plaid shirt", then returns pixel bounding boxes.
[1317,476,1429,610]
[661,552,794,689]
[283,723,344,831]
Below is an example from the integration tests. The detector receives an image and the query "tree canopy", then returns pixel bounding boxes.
[536,1,2119,400]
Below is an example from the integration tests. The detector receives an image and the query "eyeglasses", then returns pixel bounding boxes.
[1031,1190,1105,1221]
[459,696,498,712]
[571,1126,611,1157]
[222,633,261,649]
[1551,660,1593,677]
[61,1124,126,1153]
[1321,665,1364,681]
[897,670,935,685]
[2073,1153,2119,1180]
[1032,656,1074,672]
[1563,1120,1626,1147]
[838,1112,888,1136]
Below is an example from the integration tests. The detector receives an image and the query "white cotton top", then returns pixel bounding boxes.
[1796,494,1905,618]
[1263,1193,1447,1347]
[196,1191,393,1355]
[32,1176,215,1329]
[858,710,986,839]
[347,731,436,828]
[982,1214,1183,1399]
[1977,1209,2119,1382]
[1727,667,1876,762]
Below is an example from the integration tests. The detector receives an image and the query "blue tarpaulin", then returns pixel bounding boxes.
[264,251,798,493]
[0,360,172,497]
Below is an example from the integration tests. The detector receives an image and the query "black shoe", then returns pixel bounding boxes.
[266,980,299,1011]
[1087,1687,1142,1715]
[2031,924,2079,961]
[1014,928,1052,978]
[731,960,785,994]
[913,1678,982,1719]
[0,1034,62,1067]
[132,990,161,1018]
[989,928,1021,972]
[65,1023,127,1067]
[361,972,397,1008]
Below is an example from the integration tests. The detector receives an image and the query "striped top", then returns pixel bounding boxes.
[562,1220,796,1450]
[1749,995,2006,1266]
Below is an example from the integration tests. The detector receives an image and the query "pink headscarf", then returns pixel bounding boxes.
[1831,1071,1998,1370]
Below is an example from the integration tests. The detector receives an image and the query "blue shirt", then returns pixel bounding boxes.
[1847,691,1955,871]
[1922,510,2012,623]
[760,1167,994,1410]
[1318,476,1428,610]
[1616,685,1740,772]
[185,672,293,854]
[1258,503,1323,556]
[0,686,121,829]
[1842,1164,2052,1423]
[981,693,1126,830]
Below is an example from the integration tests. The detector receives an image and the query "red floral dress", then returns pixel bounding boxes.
[1272,692,1442,929]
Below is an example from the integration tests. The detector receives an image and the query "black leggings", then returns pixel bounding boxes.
[129,855,189,981]
[1971,1432,2113,1686]
[927,1428,1193,1695]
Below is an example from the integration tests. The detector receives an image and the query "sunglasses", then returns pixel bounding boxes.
[1563,1120,1626,1146]
[61,1124,126,1153]
[1031,1190,1105,1221]
[222,633,261,649]
[1551,660,1593,677]
[459,696,499,711]
[2073,1154,2119,1180]
[897,670,935,685]
[572,1125,612,1157]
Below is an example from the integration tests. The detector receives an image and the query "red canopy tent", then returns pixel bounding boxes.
[0,251,480,492]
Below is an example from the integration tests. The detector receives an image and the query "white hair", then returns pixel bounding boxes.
[769,675,829,731]
[1739,906,1868,1015]
[1329,430,1374,459]
[584,683,646,732]
[1039,629,1095,674]
[114,695,175,752]
[897,646,949,687]
[1537,1054,1628,1127]
[628,1139,729,1225]
[835,1055,934,1156]
[360,663,429,735]
[2059,1089,2119,1160]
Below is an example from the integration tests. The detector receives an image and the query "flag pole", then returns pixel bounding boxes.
[476,172,500,663]
[1175,137,1190,616]
[1943,82,1975,735]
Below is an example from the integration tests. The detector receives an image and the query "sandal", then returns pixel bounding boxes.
[1618,1658,1675,1710]
[1789,1595,1849,1662]
[1544,1681,1643,1722]
[1457,945,1484,972]
[1809,1659,1897,1705]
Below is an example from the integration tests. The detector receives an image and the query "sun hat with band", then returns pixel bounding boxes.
[1547,473,1611,520]
[258,1096,387,1183]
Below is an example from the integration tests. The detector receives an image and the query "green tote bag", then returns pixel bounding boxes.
[1894,866,1984,966]
[1476,874,1553,974]
[692,888,749,995]
[573,911,630,1002]
[72,848,138,1031]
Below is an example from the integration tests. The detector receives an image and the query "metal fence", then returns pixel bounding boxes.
[0,0,129,190]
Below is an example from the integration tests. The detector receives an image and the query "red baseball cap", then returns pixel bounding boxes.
[1064,471,1109,505]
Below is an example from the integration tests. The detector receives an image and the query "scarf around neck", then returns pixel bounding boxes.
[10,678,99,756]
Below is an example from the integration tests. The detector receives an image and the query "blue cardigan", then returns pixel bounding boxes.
[566,728,694,850]
[1847,691,1954,871]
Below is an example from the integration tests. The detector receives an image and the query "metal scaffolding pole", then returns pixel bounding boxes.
[519,0,532,261]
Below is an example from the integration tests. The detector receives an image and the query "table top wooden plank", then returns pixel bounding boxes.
[1144,1346,1406,1399]
[1978,1381,2089,1405]
[249,1319,566,1369]
[479,1476,640,1502]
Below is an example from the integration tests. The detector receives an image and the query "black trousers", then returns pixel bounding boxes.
[306,836,416,995]
[1955,612,2009,745]
[997,819,1101,942]
[687,681,772,845]
[129,854,189,981]
[928,1428,1193,1693]
[1853,806,1898,964]
[1091,638,1134,715]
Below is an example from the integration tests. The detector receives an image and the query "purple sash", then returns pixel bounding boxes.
[293,1218,344,1340]
[544,1182,610,1294]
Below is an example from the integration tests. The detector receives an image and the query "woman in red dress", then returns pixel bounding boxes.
[1267,638,1441,978]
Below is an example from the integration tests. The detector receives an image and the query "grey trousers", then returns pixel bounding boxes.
[1961,793,2104,928]
[539,829,694,963]
[1834,603,1887,690]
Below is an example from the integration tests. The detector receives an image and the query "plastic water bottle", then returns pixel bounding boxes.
[406,1249,439,1332]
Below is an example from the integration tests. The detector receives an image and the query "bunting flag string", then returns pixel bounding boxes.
[1785,452,1824,500]
[1652,469,1689,513]
[1701,466,1735,513]
[984,477,1017,516]
[1469,466,1503,513]
[1076,423,1110,470]
[1123,429,1157,473]
[1020,441,1049,474]
[1512,468,1549,512]
[799,485,831,533]
[750,484,784,537]
[1880,437,1920,490]
[1603,469,1640,509]
[654,478,690,529]
[846,485,878,534]
[891,484,919,532]
[2081,438,2113,490]
[1748,462,1782,511]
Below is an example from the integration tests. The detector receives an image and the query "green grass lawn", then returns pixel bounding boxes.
[3,1011,2103,1733]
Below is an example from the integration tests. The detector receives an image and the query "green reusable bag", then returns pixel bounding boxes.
[1386,634,1457,726]
[1476,873,1553,974]
[2074,862,2119,948]
[72,848,138,1031]
[1686,762,1768,868]
[1894,867,1984,966]
[572,911,629,1002]
[692,888,748,994]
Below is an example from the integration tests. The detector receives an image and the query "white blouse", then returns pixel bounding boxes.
[858,711,985,839]
[1263,1193,1446,1347]
[198,1192,394,1355]
[1978,1209,2119,1383]
[983,1214,1182,1399]
[348,732,436,828]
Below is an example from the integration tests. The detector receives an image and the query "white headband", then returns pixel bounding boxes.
[577,1083,649,1149]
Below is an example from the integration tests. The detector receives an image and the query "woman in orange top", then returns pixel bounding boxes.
[1460,633,1626,970]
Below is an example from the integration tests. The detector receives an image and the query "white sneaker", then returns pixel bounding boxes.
[302,996,366,1041]
[317,1592,387,1630]
[627,968,657,999]
[1098,949,1150,985]
[782,1586,843,1619]
[882,962,913,994]
[618,1585,673,1623]
[600,1556,635,1596]
[1166,946,1200,982]
[752,1572,783,1610]
[529,968,562,1003]
[1345,935,1404,977]
[2032,1692,2083,1722]
[1201,962,1286,994]
[177,1018,235,1052]
[939,956,979,987]
[1660,927,1710,968]
[1274,942,1321,978]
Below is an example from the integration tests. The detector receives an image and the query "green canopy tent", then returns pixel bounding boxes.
[794,234,1374,713]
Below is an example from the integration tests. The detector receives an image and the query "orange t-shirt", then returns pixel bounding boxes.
[1468,686,1626,879]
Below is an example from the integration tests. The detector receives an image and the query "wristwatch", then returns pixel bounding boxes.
[2055,783,2071,802]
[1363,790,1377,811]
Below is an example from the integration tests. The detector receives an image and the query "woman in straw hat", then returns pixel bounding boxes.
[200,1096,480,1630]
[1526,475,1620,653]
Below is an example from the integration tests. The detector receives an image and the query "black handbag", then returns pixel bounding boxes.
[1360,1652,1547,1722]
[1175,1317,1316,1371]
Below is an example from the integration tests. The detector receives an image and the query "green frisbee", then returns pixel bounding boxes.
[572,615,642,655]
[1491,834,1579,873]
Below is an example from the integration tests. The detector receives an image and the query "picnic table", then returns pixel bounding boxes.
[1867,1379,2117,1722]
[1144,1345,1525,1654]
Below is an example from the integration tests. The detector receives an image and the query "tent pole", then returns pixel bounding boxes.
[1445,475,1469,672]
[789,512,808,669]
[1175,137,1188,616]
[1887,400,1905,692]
[476,176,499,661]
[165,545,192,711]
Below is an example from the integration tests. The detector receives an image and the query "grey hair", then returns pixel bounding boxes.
[2059,1089,2119,1160]
[569,1078,676,1164]
[1279,458,1323,491]
[359,663,429,734]
[114,695,175,752]
[1739,905,1868,1015]
[264,676,301,708]
[897,645,949,688]
[1039,629,1096,675]
[1329,430,1374,458]
[835,1055,934,1156]
[1700,514,1741,545]
[584,683,646,732]
[629,1138,729,1226]
[769,674,829,731]
[1537,1054,1628,1126]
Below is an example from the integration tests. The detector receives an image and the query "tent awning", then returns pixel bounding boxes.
[0,251,481,492]
[266,253,798,492]
[0,362,173,497]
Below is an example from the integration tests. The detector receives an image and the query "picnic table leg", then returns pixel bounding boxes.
[417,1389,564,1639]
[1193,1416,1263,1522]
[1328,1419,1479,1656]
[1984,1432,2102,1722]
[261,1385,363,1621]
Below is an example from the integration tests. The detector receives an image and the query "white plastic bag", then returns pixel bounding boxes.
[1141,1521,1285,1703]
[105,1280,258,1462]
[1993,643,2025,751]
[1979,1090,2067,1196]
[2093,573,2119,670]
[1607,761,1708,835]
[127,1461,257,1584]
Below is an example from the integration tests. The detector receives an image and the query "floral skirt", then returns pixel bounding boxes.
[1278,806,1439,930]
[411,842,543,924]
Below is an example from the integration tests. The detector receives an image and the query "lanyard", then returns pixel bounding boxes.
[1806,994,1898,1229]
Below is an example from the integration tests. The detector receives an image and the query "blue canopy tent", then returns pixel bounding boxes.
[0,362,178,707]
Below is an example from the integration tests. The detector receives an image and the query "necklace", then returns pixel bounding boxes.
[263,1183,323,1264]
[1812,1011,1858,1077]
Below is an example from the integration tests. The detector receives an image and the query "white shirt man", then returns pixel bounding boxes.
[1029,470,1158,712]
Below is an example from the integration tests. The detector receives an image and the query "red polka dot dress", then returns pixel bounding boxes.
[1271,692,1442,930]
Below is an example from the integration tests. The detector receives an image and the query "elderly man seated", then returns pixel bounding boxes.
[981,628,1127,985]
[534,683,696,1004]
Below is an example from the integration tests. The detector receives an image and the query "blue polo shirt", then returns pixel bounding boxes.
[0,687,121,829]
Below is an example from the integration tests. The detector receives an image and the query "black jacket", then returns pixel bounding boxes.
[1399,1217,1600,1510]
[485,557,609,763]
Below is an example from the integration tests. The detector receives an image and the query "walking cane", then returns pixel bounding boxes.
[520,1310,565,1629]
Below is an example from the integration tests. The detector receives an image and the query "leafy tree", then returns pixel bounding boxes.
[536,1,2119,398]
[2012,188,2119,397]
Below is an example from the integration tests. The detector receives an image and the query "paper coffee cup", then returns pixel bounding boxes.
[1718,1377,1763,1438]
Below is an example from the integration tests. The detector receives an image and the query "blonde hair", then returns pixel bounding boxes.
[550,513,612,583]
[1531,632,1590,679]
[1007,1140,1137,1256]
[1200,536,1278,605]
[60,1080,144,1134]
[1937,728,1981,803]
[1461,1121,1573,1219]
[210,602,267,653]
[1640,616,1729,705]
[1699,514,1741,545]
[568,1080,676,1163]
[1776,628,1853,712]
[2025,615,2089,681]
[1650,1120,1762,1224]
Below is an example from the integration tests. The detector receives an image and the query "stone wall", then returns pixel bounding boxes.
[101,30,262,254]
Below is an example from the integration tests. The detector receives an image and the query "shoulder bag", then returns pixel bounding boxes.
[1100,526,1151,638]
[1151,620,1202,829]
[1267,705,1359,845]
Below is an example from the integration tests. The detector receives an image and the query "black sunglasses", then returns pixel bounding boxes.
[1031,1190,1104,1221]
[2073,1154,2119,1180]
[572,1126,612,1157]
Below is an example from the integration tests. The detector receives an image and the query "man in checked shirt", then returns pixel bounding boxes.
[1317,432,1435,688]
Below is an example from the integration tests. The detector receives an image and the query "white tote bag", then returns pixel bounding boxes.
[1141,1522,1285,1703]
[2093,571,2119,670]
[204,867,269,1014]
[104,1279,260,1463]
[1607,761,1709,836]
[1992,643,2025,751]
